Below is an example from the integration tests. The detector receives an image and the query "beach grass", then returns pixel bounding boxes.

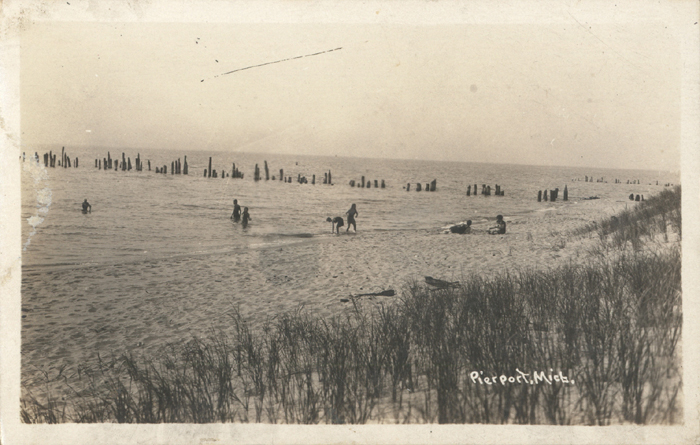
[21,187,682,424]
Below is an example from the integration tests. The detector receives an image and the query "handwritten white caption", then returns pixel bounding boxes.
[470,369,574,385]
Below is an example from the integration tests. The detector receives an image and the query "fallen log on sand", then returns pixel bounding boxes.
[340,289,396,302]
[424,276,460,289]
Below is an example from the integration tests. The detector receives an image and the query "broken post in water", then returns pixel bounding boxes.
[183,156,188,174]
[563,185,568,201]
[264,161,269,180]
[467,185,471,196]
[430,179,436,192]
[381,180,385,188]
[538,190,542,202]
[208,157,212,178]
[416,183,422,192]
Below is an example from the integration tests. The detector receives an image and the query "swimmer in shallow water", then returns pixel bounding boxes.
[241,207,251,228]
[345,204,358,233]
[231,199,241,222]
[82,199,91,214]
[326,216,344,234]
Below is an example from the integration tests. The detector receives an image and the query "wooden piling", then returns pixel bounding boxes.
[538,190,542,202]
[544,190,548,201]
[381,180,385,188]
[264,161,269,180]
[280,169,283,181]
[467,185,471,196]
[406,183,410,191]
[208,157,212,178]
[416,183,422,192]
[430,179,436,192]
[312,174,315,185]
[328,170,332,184]
[563,185,568,201]
[183,156,188,175]
[99,159,102,170]
[75,157,78,168]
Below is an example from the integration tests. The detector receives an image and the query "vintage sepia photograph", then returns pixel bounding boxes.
[1,0,699,443]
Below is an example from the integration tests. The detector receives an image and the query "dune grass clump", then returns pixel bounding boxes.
[572,186,681,249]
[21,188,682,424]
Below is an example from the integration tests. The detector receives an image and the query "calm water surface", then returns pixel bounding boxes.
[21,147,679,271]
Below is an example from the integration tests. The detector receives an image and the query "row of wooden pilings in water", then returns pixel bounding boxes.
[23,147,79,168]
[201,158,334,185]
[94,152,154,173]
[349,177,386,189]
[580,176,667,186]
[465,183,505,196]
[405,179,437,192]
[537,185,568,202]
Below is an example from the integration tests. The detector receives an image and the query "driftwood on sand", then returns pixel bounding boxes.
[424,276,460,289]
[340,289,396,302]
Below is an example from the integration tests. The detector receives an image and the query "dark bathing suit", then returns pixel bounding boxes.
[333,217,344,228]
[233,205,241,222]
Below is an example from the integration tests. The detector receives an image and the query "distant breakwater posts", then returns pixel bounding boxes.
[23,150,674,203]
[404,179,437,192]
[23,147,79,169]
[87,153,342,187]
[349,176,387,189]
[465,183,505,196]
[575,175,675,187]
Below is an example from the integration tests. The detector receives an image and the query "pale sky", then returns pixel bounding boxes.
[20,21,681,171]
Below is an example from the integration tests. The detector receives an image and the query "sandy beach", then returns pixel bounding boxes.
[20,196,635,396]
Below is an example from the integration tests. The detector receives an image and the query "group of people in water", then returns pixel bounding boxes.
[230,199,252,228]
[82,196,504,236]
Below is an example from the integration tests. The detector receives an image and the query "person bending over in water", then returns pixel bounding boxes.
[231,199,241,222]
[346,204,358,233]
[82,199,92,214]
[241,207,251,228]
[488,215,506,234]
[326,216,344,234]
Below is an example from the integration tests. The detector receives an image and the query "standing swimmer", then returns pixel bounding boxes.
[231,199,241,221]
[346,203,358,232]
[82,199,92,214]
[241,207,251,228]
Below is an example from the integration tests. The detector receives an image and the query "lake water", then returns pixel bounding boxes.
[20,147,678,272]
